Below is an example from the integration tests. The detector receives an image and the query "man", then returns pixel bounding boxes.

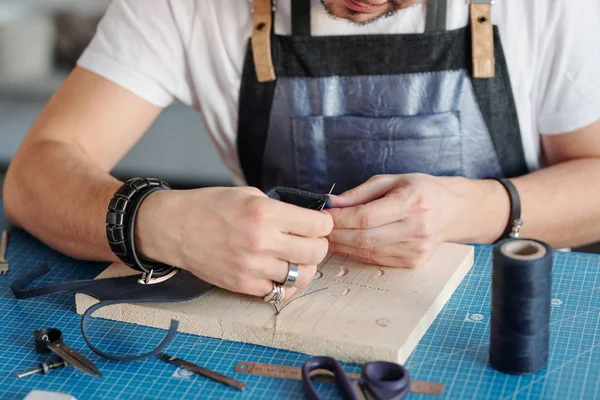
[3,1,600,303]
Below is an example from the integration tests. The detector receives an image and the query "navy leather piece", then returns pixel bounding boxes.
[263,71,502,193]
[265,186,333,209]
[12,263,213,302]
[12,263,213,361]
[80,300,180,361]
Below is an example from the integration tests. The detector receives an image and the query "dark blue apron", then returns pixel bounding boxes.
[238,0,528,194]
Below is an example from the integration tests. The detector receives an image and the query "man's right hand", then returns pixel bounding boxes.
[135,186,333,300]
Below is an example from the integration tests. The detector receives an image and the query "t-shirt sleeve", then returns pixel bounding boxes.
[535,0,600,135]
[77,0,195,108]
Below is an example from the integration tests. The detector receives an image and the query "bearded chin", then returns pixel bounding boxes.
[320,0,415,26]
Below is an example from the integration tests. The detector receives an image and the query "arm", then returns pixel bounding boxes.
[325,120,600,267]
[453,120,600,248]
[3,67,331,299]
[326,0,600,266]
[3,66,163,261]
[502,121,600,248]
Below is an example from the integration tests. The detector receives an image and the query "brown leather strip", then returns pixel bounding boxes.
[470,3,495,78]
[252,0,276,82]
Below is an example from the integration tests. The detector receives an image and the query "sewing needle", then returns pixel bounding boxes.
[319,183,336,211]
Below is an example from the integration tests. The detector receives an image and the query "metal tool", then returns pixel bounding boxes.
[157,352,247,391]
[33,328,102,378]
[17,359,68,378]
[318,184,336,211]
[0,229,8,275]
[234,361,444,396]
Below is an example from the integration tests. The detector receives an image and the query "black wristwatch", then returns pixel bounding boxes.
[106,177,179,284]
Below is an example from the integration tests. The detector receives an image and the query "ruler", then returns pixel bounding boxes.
[234,361,444,396]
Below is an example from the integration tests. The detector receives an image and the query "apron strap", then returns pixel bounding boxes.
[255,0,495,81]
[292,0,311,36]
[469,0,495,78]
[425,0,447,32]
[251,0,276,82]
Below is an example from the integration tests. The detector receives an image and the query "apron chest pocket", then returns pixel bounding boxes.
[292,113,464,194]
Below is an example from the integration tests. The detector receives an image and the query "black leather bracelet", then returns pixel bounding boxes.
[106,178,176,281]
[491,177,523,240]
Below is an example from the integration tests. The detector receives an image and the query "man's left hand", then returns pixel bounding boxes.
[326,174,505,268]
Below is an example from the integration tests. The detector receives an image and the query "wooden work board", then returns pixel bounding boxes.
[76,243,474,364]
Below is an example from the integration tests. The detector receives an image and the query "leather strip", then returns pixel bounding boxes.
[252,0,276,82]
[265,187,333,210]
[80,300,179,361]
[470,3,495,78]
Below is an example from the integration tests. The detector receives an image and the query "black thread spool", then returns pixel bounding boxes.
[490,239,552,374]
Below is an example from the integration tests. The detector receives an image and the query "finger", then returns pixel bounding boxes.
[328,194,413,230]
[267,261,318,290]
[269,200,333,237]
[328,241,400,260]
[284,287,298,301]
[253,255,317,289]
[275,234,329,266]
[327,218,424,248]
[332,175,397,208]
[328,241,433,268]
[247,279,298,301]
[237,186,268,196]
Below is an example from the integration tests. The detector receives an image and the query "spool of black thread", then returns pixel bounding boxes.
[490,238,552,374]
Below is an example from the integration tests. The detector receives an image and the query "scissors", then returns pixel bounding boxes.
[301,356,410,400]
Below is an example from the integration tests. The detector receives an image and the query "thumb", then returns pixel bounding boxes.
[331,175,398,208]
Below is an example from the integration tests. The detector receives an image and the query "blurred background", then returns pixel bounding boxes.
[0,0,233,189]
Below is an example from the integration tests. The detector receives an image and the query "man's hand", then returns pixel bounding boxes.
[326,174,505,268]
[136,187,333,300]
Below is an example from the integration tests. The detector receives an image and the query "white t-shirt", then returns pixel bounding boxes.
[78,0,600,185]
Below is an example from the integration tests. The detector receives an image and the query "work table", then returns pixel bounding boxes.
[0,208,599,399]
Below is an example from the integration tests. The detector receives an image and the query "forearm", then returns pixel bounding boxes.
[3,139,121,261]
[453,158,600,248]
[512,158,600,247]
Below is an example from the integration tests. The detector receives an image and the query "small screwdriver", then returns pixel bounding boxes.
[17,359,68,378]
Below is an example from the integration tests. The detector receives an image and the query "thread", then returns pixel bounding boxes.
[490,238,552,374]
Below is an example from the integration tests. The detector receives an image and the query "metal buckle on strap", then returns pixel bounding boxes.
[138,268,179,285]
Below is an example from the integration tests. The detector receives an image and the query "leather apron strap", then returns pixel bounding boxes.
[292,0,311,36]
[251,0,276,82]
[469,0,495,78]
[261,0,495,80]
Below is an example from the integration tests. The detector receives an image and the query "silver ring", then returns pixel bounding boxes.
[283,263,299,288]
[263,282,285,305]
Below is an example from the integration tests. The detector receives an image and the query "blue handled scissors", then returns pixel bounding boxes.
[301,356,411,400]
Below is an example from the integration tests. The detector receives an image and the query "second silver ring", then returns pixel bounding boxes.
[283,263,299,288]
